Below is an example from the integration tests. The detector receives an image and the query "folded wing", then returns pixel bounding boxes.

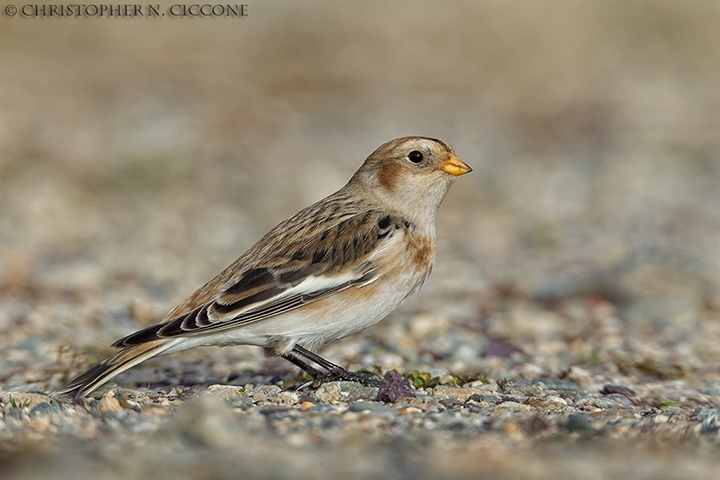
[113,210,404,347]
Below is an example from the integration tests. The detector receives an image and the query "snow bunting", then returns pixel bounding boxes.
[57,136,471,397]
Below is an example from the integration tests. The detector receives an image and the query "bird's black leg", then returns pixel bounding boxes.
[289,345,379,387]
[280,351,327,387]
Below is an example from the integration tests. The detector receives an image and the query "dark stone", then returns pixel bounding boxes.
[600,383,636,397]
[376,371,415,403]
[600,384,642,406]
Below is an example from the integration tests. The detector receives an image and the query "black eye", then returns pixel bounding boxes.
[407,151,423,163]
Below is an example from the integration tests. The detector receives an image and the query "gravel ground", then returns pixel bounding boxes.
[2,1,720,479]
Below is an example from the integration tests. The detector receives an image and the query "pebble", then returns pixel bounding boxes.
[575,397,626,410]
[204,384,249,400]
[497,401,531,411]
[275,391,299,405]
[251,385,281,403]
[314,383,342,404]
[376,371,415,403]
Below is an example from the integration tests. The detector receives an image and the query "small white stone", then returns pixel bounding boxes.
[275,391,299,405]
[251,385,281,403]
[545,395,568,408]
[315,383,342,403]
[653,415,669,424]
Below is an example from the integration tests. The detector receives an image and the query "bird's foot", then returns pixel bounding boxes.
[282,345,380,389]
[311,368,380,388]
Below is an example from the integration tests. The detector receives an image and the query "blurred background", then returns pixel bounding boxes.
[1,0,720,378]
[3,1,720,334]
[2,0,720,477]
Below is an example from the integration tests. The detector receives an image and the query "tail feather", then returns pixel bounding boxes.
[55,341,173,398]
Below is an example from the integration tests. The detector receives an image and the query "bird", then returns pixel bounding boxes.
[56,136,472,397]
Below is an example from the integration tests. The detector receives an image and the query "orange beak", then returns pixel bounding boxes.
[442,156,472,176]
